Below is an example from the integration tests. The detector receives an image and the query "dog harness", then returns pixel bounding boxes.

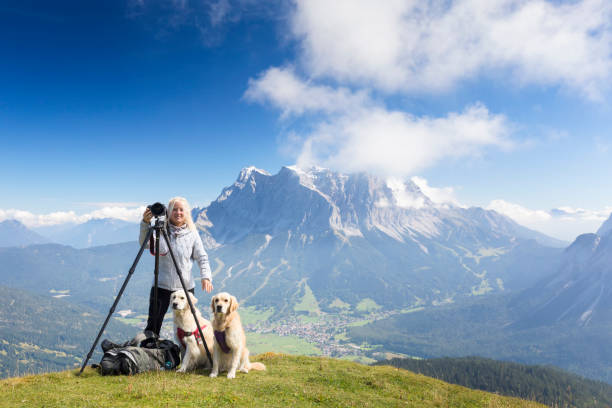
[176,325,207,348]
[214,330,231,354]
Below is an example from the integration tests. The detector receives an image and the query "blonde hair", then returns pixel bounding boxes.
[167,196,197,232]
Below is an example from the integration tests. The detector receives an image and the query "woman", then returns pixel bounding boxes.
[139,196,213,337]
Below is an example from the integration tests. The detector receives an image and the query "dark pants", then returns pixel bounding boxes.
[145,286,194,336]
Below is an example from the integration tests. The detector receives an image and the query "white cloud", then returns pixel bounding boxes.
[80,202,143,208]
[411,176,463,207]
[297,102,510,177]
[487,199,612,241]
[247,68,511,177]
[384,178,426,209]
[208,0,231,26]
[244,66,371,117]
[292,0,612,99]
[487,199,552,224]
[0,206,146,228]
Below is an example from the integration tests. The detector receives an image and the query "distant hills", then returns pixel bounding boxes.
[375,356,612,408]
[0,218,138,249]
[0,242,155,313]
[515,213,612,328]
[0,220,50,247]
[349,215,612,383]
[0,285,136,378]
[32,218,138,249]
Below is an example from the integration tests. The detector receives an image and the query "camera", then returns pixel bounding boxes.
[148,202,167,217]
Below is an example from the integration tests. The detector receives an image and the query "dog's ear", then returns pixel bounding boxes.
[189,292,198,305]
[229,296,239,314]
[210,296,216,313]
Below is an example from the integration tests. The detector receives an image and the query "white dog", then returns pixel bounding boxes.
[170,290,215,373]
[209,292,266,379]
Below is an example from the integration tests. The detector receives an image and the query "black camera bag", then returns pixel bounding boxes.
[98,338,180,375]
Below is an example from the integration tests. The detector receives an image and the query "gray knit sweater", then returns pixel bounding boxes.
[139,221,212,291]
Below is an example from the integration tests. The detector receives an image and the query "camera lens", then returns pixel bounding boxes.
[148,202,166,217]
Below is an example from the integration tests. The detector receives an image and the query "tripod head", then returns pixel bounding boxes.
[152,215,166,229]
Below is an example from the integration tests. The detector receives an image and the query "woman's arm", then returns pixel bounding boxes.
[193,232,213,293]
[139,208,153,245]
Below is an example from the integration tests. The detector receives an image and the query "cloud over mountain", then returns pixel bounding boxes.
[246,68,511,177]
[487,200,612,241]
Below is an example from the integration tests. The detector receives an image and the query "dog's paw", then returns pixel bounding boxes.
[227,371,236,379]
[176,366,187,373]
[239,367,248,373]
[209,372,218,378]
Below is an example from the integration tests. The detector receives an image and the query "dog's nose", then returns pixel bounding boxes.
[172,302,178,309]
[216,306,223,312]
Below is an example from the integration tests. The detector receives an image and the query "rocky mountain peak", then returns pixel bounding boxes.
[596,212,612,237]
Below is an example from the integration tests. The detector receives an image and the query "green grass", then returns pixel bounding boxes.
[341,355,377,365]
[293,284,321,315]
[0,354,545,407]
[330,298,351,311]
[113,317,143,325]
[239,306,275,326]
[246,334,321,356]
[346,319,374,327]
[356,298,382,312]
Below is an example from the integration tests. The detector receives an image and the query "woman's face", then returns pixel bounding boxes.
[170,201,186,226]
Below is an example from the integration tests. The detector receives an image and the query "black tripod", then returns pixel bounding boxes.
[78,216,213,375]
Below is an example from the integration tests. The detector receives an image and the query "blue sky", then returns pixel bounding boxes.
[1,0,612,241]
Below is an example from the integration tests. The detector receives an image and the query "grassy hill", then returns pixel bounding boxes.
[0,354,544,407]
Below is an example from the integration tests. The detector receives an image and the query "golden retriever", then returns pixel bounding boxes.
[170,290,214,373]
[209,292,266,379]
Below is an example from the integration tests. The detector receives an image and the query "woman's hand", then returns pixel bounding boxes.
[201,278,213,293]
[142,208,153,224]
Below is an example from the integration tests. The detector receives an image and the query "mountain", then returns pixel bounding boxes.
[348,215,612,383]
[515,212,612,328]
[194,166,563,312]
[0,220,50,247]
[0,284,136,378]
[32,218,138,248]
[597,212,612,236]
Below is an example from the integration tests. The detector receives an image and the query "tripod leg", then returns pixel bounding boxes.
[161,229,214,367]
[152,225,161,337]
[77,227,153,376]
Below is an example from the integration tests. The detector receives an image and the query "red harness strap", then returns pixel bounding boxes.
[177,325,207,348]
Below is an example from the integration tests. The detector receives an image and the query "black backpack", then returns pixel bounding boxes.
[98,336,180,376]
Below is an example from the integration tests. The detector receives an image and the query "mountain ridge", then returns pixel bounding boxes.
[0,220,50,248]
[190,166,563,311]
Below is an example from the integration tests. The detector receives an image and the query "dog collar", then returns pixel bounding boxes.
[213,330,231,354]
[177,325,207,348]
